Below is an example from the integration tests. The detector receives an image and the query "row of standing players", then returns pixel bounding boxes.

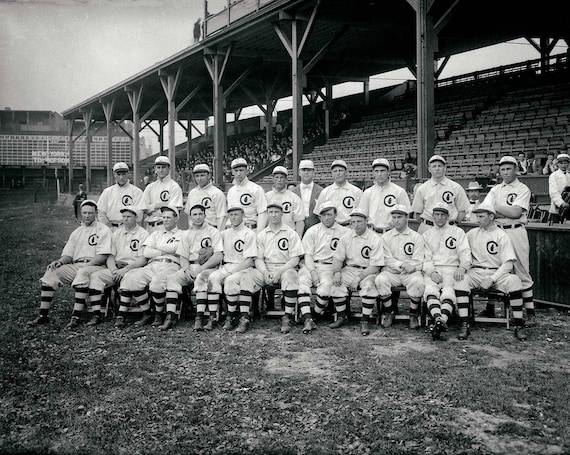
[28,153,539,341]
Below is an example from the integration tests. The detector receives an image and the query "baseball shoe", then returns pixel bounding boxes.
[280,315,292,334]
[193,317,204,331]
[525,314,537,328]
[134,314,153,327]
[514,327,527,341]
[409,315,420,330]
[328,315,347,329]
[28,315,49,327]
[151,314,163,327]
[235,316,250,334]
[432,318,445,341]
[114,316,126,329]
[302,318,317,334]
[159,314,175,331]
[222,317,235,331]
[381,312,394,328]
[360,321,370,336]
[66,316,81,330]
[203,319,215,331]
[457,322,470,340]
[85,314,101,327]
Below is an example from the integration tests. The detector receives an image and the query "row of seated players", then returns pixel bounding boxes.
[28,194,531,341]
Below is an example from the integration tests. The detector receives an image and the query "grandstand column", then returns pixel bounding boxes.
[159,67,183,176]
[363,78,370,107]
[67,120,74,194]
[324,82,333,140]
[80,108,93,192]
[101,98,115,187]
[265,97,275,151]
[125,85,143,189]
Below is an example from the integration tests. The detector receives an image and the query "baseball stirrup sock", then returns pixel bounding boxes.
[195,291,207,314]
[88,289,103,313]
[509,291,524,325]
[332,297,347,313]
[440,299,454,323]
[207,293,219,315]
[134,290,151,313]
[40,285,55,315]
[298,292,311,315]
[409,297,421,315]
[283,290,297,315]
[165,290,178,315]
[238,290,252,315]
[226,293,238,314]
[73,287,89,317]
[455,290,470,320]
[151,291,165,314]
[315,294,328,314]
[361,296,376,321]
[380,295,392,311]
[427,296,442,319]
[522,287,535,313]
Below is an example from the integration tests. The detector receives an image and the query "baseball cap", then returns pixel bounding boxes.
[472,201,496,215]
[227,205,244,213]
[318,201,337,214]
[267,201,283,211]
[330,159,348,170]
[272,166,288,176]
[372,158,390,169]
[155,156,171,166]
[299,159,315,170]
[499,156,517,166]
[158,203,179,216]
[349,207,368,218]
[112,162,129,172]
[390,204,409,216]
[428,155,446,165]
[231,158,248,169]
[80,199,98,209]
[432,202,450,214]
[193,163,211,173]
[120,206,139,216]
[188,203,206,213]
[556,153,570,162]
[466,181,484,191]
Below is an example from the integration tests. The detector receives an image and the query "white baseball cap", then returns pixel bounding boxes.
[556,153,570,162]
[318,201,337,214]
[299,159,315,170]
[120,206,139,216]
[231,158,248,169]
[390,204,409,216]
[80,199,98,209]
[372,158,390,169]
[227,205,244,213]
[472,201,496,215]
[349,207,368,218]
[155,156,171,166]
[499,156,517,166]
[330,159,348,170]
[193,163,211,173]
[272,166,288,176]
[112,162,129,172]
[158,203,179,216]
[267,201,283,211]
[428,155,446,165]
[432,202,450,214]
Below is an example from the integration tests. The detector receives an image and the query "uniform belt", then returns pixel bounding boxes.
[315,260,333,264]
[74,259,90,263]
[498,223,524,229]
[473,266,498,270]
[111,222,122,227]
[151,258,179,265]
[338,220,351,227]
[373,227,389,234]
[347,264,366,269]
[147,220,164,227]
[244,221,257,229]
[422,219,455,226]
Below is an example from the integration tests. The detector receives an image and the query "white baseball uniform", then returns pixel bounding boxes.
[359,181,411,231]
[226,177,267,227]
[142,175,183,230]
[265,188,304,231]
[314,181,363,225]
[185,182,227,228]
[548,168,570,214]
[96,181,144,228]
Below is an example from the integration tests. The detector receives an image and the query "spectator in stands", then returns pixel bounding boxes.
[72,183,88,222]
[548,152,570,222]
[464,181,484,222]
[516,152,529,175]
[291,159,323,233]
[525,152,541,174]
[542,152,557,175]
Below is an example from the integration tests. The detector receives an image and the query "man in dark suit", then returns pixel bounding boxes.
[292,159,323,234]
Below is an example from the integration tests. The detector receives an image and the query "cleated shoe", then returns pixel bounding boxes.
[203,319,215,331]
[514,327,527,341]
[222,317,235,331]
[457,322,470,340]
[235,316,250,334]
[28,315,50,328]
[360,321,370,336]
[525,314,537,328]
[193,317,204,332]
[151,313,163,327]
[159,314,175,331]
[328,316,347,329]
[280,315,292,334]
[409,315,420,330]
[302,318,317,334]
[66,316,81,330]
[432,318,444,340]
[85,314,101,327]
[134,313,154,327]
[381,312,394,328]
[114,316,126,329]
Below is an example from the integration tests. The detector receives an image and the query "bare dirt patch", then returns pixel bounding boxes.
[264,348,337,378]
[370,338,438,356]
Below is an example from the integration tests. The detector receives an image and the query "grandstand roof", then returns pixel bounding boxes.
[61,0,569,122]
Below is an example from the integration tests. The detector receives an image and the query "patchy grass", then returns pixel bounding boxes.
[1,203,570,454]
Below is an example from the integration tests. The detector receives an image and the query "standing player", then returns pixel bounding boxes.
[28,200,112,328]
[421,203,471,340]
[482,156,535,325]
[97,162,144,230]
[358,158,411,234]
[548,152,570,222]
[265,166,304,238]
[226,158,267,232]
[454,202,527,341]
[297,201,349,334]
[164,204,223,331]
[375,205,426,330]
[142,156,183,232]
[314,159,363,227]
[184,163,227,230]
[329,208,384,336]
[291,159,323,233]
[411,155,470,234]
[249,202,304,334]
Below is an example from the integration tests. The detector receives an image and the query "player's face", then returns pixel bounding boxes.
[467,190,480,201]
[499,164,516,184]
[114,170,129,186]
[232,166,247,183]
[121,211,137,229]
[373,166,390,185]
[475,211,493,229]
[155,164,170,179]
[433,210,449,228]
[428,162,446,180]
[558,159,569,171]
[190,208,206,227]
[228,209,244,227]
[331,166,347,185]
[391,213,408,231]
[299,168,314,185]
[319,209,336,228]
[161,211,178,230]
[351,216,367,235]
[194,171,210,187]
[273,173,287,191]
[267,207,283,224]
[81,206,97,226]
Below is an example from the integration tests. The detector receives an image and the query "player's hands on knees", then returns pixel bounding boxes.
[112,268,128,282]
[310,269,319,285]
[332,271,342,286]
[453,267,466,282]
[430,271,443,284]
[480,277,494,290]
[401,263,415,274]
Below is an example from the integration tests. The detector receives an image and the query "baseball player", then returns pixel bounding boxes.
[548,152,570,221]
[142,156,183,233]
[265,166,304,238]
[184,163,227,230]
[375,205,426,330]
[82,207,150,328]
[28,200,112,329]
[313,159,363,227]
[214,206,259,333]
[411,155,470,234]
[422,203,471,340]
[96,162,144,230]
[358,158,411,234]
[329,208,384,336]
[164,204,223,331]
[226,157,267,232]
[249,202,304,334]
[464,181,484,223]
[482,155,535,325]
[297,201,349,334]
[453,201,527,341]
[118,204,183,328]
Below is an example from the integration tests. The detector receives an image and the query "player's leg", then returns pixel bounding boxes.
[402,272,424,330]
[280,269,299,334]
[329,267,358,329]
[454,270,480,340]
[359,275,378,336]
[495,274,527,341]
[375,271,401,328]
[162,266,192,331]
[86,268,115,326]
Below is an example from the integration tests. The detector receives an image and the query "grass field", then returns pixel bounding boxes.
[1,203,569,455]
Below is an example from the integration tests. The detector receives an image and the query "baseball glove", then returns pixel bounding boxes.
[198,246,214,265]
